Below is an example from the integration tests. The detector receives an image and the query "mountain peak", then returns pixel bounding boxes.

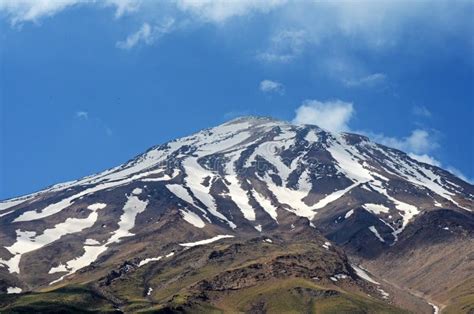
[224,115,288,126]
[0,114,472,302]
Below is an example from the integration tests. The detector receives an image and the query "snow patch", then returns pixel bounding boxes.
[0,203,106,274]
[305,130,319,143]
[139,256,162,267]
[6,287,22,294]
[179,235,234,247]
[344,209,354,219]
[13,168,161,222]
[224,151,256,221]
[363,203,390,215]
[179,209,206,228]
[314,182,359,210]
[84,239,100,245]
[48,196,148,284]
[0,210,14,218]
[369,226,385,243]
[352,264,379,284]
[334,274,348,280]
[429,302,439,314]
[264,175,317,219]
[369,180,419,236]
[378,288,389,299]
[132,188,143,195]
[182,157,236,229]
[252,190,279,222]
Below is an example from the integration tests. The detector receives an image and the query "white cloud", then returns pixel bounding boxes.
[292,100,354,133]
[116,19,174,50]
[0,0,138,25]
[343,73,386,87]
[292,101,446,169]
[175,0,286,23]
[259,80,284,94]
[0,0,286,25]
[292,100,470,182]
[404,129,437,154]
[75,111,89,120]
[0,0,85,25]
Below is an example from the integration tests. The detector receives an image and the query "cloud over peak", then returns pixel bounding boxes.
[372,129,438,155]
[292,99,354,133]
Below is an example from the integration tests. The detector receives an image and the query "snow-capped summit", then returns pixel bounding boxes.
[0,116,472,296]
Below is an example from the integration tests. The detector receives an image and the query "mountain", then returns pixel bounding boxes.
[1,116,473,313]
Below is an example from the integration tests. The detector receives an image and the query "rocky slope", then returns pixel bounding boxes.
[0,116,473,312]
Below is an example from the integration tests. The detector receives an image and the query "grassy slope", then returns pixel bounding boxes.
[0,286,117,313]
[212,278,406,314]
[0,237,410,313]
[439,278,474,314]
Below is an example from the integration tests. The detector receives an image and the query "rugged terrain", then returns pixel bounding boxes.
[1,116,473,313]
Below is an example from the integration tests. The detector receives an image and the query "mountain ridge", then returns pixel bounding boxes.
[1,116,472,313]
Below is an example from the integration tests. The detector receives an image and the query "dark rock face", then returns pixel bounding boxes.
[0,116,472,300]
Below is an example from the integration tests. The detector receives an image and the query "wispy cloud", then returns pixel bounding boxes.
[175,0,286,23]
[75,111,89,120]
[413,105,432,118]
[343,73,386,87]
[116,22,153,50]
[116,19,174,50]
[292,99,354,133]
[0,0,138,25]
[257,29,306,63]
[104,126,113,136]
[3,1,470,65]
[406,156,472,184]
[321,57,387,88]
[223,110,251,120]
[0,0,286,25]
[74,111,113,136]
[259,80,284,94]
[359,127,474,182]
[407,153,440,166]
[371,129,439,155]
[447,166,474,184]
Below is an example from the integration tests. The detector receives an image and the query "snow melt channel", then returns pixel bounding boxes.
[48,195,148,284]
[0,203,107,274]
[179,235,234,247]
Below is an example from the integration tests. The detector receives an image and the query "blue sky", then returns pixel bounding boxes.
[1,0,473,199]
